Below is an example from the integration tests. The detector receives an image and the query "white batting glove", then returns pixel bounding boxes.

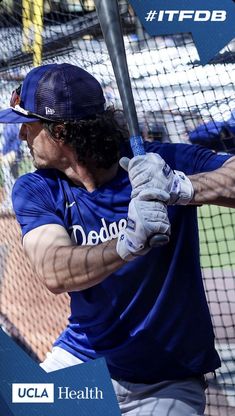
[120,153,194,205]
[116,190,171,261]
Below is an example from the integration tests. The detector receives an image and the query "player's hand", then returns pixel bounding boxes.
[120,153,194,205]
[116,189,171,261]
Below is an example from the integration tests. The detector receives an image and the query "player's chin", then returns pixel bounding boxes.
[32,158,52,169]
[32,158,40,169]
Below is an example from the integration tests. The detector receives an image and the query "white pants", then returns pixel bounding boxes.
[40,347,206,415]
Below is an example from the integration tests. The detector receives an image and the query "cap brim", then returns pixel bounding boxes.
[0,108,39,123]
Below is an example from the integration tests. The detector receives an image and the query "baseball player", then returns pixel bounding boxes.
[1,63,235,415]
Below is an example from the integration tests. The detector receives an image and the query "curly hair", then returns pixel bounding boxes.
[43,108,129,169]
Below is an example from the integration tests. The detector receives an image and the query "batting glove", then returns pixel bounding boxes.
[120,153,194,205]
[116,189,171,261]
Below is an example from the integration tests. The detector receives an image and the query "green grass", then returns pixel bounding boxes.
[198,205,235,269]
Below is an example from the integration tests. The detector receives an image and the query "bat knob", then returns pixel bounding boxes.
[149,234,170,247]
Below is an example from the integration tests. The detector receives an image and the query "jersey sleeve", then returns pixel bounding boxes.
[12,172,65,237]
[186,144,233,174]
[146,141,233,175]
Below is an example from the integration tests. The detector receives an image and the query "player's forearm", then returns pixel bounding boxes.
[189,158,235,207]
[40,239,125,294]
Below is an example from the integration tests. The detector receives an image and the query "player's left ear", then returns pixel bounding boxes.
[49,124,66,142]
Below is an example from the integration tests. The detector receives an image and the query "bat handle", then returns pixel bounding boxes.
[130,135,170,247]
[130,135,146,156]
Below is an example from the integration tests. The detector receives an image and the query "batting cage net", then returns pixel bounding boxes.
[0,1,234,415]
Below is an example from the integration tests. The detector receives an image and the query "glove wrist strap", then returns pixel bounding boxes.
[174,171,194,205]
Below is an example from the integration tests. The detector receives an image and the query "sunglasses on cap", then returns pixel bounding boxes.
[10,84,60,123]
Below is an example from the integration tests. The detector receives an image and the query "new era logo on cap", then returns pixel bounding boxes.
[45,107,56,115]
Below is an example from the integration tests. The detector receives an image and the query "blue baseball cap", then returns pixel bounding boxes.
[0,63,106,123]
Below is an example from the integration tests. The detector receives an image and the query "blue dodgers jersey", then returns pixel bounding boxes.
[12,142,232,383]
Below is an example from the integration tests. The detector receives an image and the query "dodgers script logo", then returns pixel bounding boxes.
[70,217,127,245]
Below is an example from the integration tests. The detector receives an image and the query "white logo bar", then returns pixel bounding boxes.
[12,383,54,403]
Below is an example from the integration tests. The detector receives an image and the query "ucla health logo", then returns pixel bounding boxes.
[0,329,120,415]
[12,384,54,403]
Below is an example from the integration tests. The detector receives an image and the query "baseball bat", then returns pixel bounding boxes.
[94,0,169,246]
